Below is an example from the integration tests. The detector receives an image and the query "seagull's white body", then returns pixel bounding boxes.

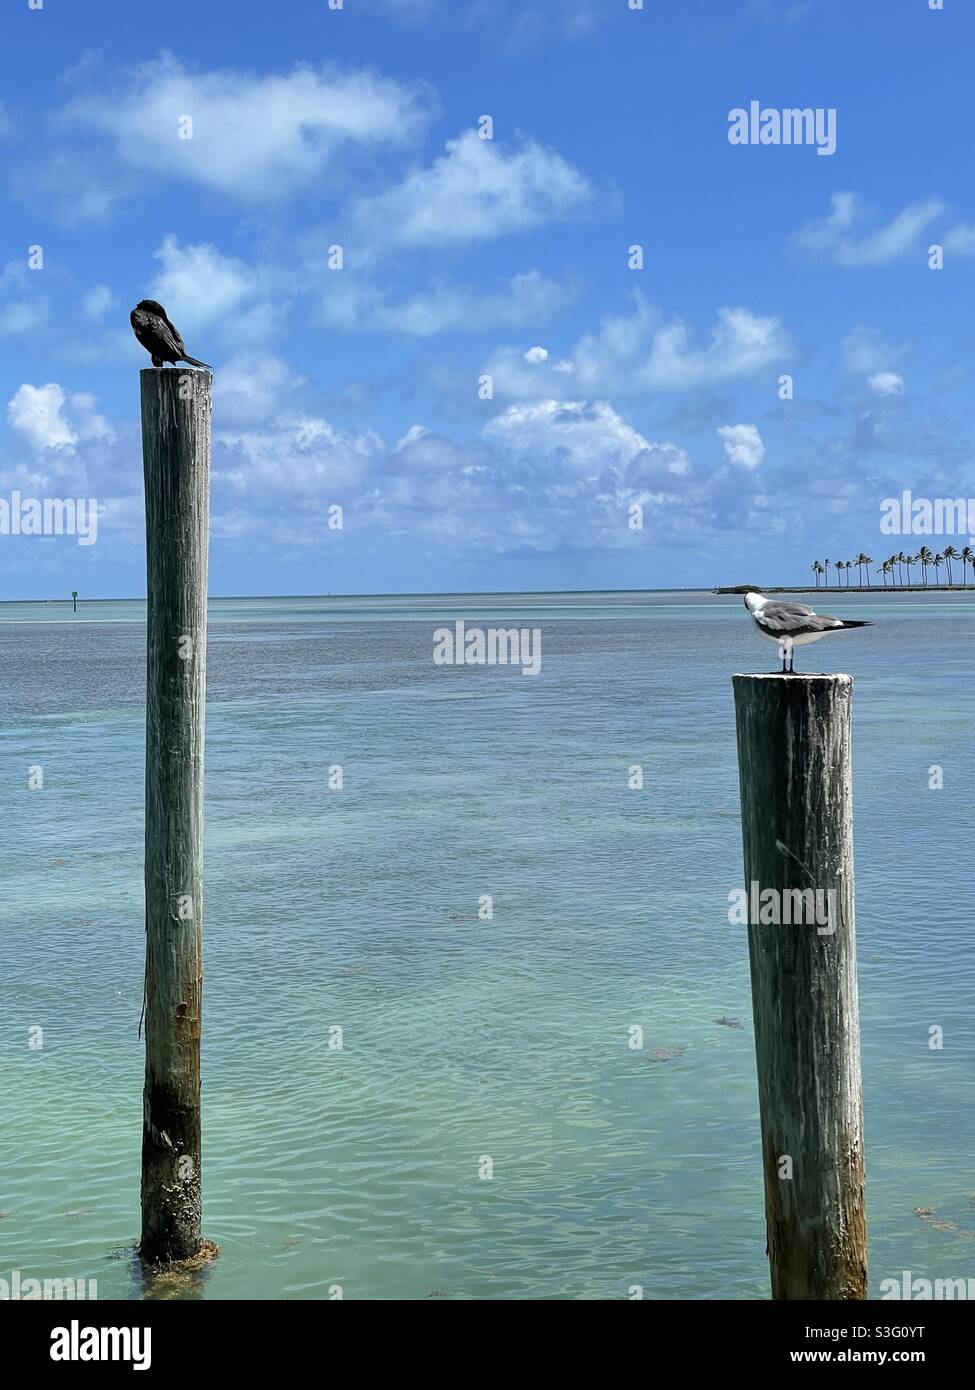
[743,592,872,672]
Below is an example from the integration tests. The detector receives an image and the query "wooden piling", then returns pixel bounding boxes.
[139,367,211,1264]
[732,673,866,1300]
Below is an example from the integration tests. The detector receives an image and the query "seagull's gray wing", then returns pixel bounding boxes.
[764,602,815,618]
[757,602,841,635]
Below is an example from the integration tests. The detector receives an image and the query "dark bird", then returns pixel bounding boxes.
[744,591,873,673]
[130,300,211,370]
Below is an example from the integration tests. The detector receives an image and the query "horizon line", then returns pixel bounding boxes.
[3,582,971,606]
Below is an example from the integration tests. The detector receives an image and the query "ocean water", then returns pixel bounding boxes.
[2,589,973,1300]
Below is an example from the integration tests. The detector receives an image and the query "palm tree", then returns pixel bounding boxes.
[898,551,909,586]
[934,552,945,584]
[905,553,914,587]
[835,559,844,588]
[855,553,872,587]
[962,546,974,587]
[877,561,890,587]
[944,545,960,586]
[919,545,934,585]
[810,560,823,588]
[823,557,829,588]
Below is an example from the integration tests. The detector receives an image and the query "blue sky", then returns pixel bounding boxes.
[1,0,972,598]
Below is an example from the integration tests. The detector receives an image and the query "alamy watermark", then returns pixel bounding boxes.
[433,620,542,676]
[728,883,837,935]
[0,491,97,545]
[728,102,836,156]
[880,490,975,541]
[879,1270,975,1300]
[1,1268,97,1299]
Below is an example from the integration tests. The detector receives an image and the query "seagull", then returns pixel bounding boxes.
[129,300,211,370]
[743,592,872,673]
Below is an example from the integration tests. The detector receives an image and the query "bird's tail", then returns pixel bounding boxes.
[839,619,872,628]
[180,354,212,370]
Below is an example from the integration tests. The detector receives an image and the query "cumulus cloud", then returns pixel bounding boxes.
[320,269,569,335]
[486,400,690,477]
[794,193,944,266]
[215,414,384,502]
[213,354,307,426]
[483,296,790,399]
[7,383,113,452]
[150,235,280,342]
[524,346,549,363]
[4,377,875,564]
[636,306,789,391]
[203,389,707,555]
[351,129,592,245]
[867,372,904,398]
[62,54,435,201]
[717,423,765,469]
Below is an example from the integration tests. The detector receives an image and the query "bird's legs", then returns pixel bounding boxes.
[778,641,796,674]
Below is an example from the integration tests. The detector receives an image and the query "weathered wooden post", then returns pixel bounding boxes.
[71,590,78,613]
[139,367,210,1264]
[732,673,866,1300]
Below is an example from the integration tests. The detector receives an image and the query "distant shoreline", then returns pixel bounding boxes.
[713,584,975,595]
[3,584,974,607]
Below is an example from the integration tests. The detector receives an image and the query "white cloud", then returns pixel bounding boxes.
[7,383,113,453]
[63,54,435,201]
[351,129,592,245]
[524,346,549,363]
[794,193,944,266]
[484,297,790,399]
[215,414,383,501]
[637,307,788,390]
[486,399,689,477]
[150,235,279,343]
[320,269,569,335]
[394,424,431,453]
[213,355,307,426]
[944,224,975,256]
[717,423,765,470]
[842,326,910,376]
[867,372,904,398]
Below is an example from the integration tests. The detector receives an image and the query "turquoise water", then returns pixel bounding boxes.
[2,590,973,1299]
